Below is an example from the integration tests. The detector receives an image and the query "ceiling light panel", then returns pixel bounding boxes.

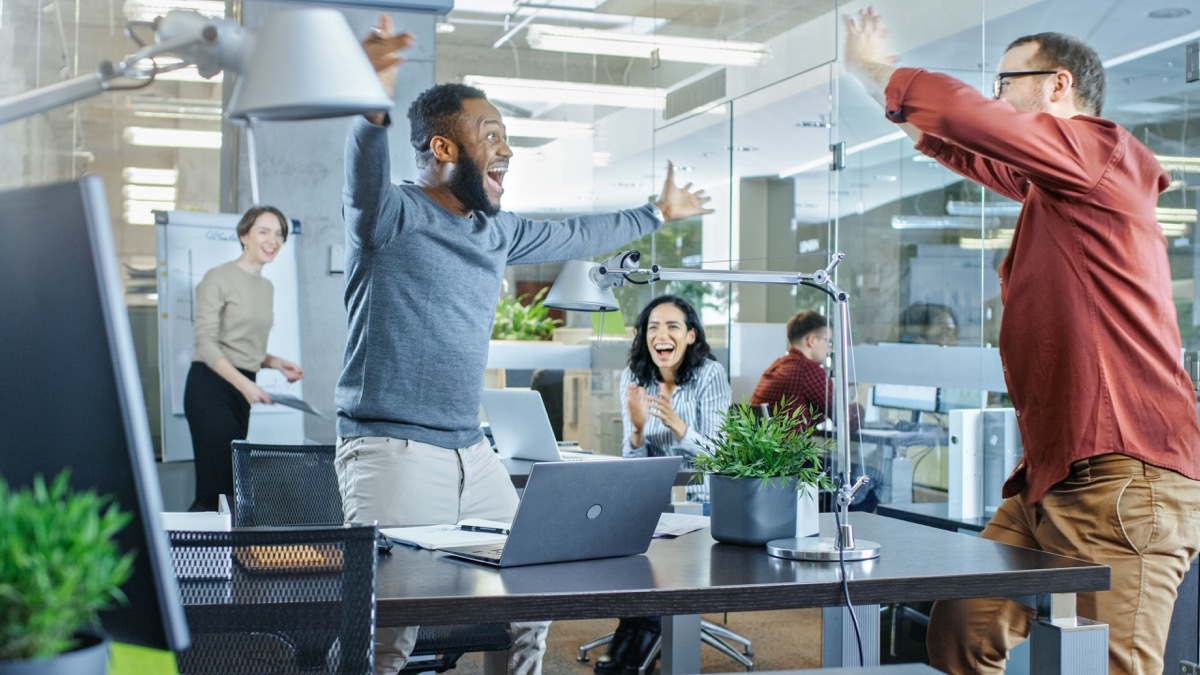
[504,118,593,139]
[525,24,770,67]
[124,127,222,149]
[123,1,226,22]
[122,167,178,185]
[463,75,666,110]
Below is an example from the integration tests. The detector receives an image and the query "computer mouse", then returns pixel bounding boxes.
[895,420,915,432]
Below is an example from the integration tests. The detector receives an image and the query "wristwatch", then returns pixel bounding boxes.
[649,203,665,222]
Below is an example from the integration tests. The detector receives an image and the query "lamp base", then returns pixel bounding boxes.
[765,536,881,562]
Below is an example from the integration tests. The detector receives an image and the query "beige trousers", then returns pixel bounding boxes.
[335,435,549,675]
[927,453,1200,675]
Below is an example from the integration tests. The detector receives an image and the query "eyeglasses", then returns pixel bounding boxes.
[992,70,1058,98]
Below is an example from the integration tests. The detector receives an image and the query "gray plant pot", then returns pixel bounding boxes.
[709,474,798,546]
[0,630,109,675]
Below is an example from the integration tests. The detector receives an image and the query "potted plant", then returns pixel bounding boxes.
[491,287,563,341]
[0,471,133,675]
[693,400,834,546]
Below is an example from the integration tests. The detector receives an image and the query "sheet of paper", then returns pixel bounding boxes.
[654,512,710,538]
[381,524,508,550]
[263,391,325,417]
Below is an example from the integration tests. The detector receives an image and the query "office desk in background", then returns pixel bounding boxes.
[375,513,1108,674]
[877,501,1199,672]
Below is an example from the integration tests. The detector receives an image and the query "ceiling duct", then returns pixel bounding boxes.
[665,70,725,121]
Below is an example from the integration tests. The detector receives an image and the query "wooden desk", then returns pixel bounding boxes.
[376,513,1107,673]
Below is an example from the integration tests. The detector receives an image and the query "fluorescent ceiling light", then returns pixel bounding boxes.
[1156,207,1198,223]
[1159,222,1189,237]
[125,199,176,225]
[122,167,178,185]
[463,75,666,110]
[122,185,178,201]
[123,0,225,21]
[1103,28,1200,68]
[504,118,594,139]
[945,199,1022,217]
[525,24,770,67]
[1156,155,1200,173]
[125,211,157,226]
[124,127,222,149]
[778,130,908,178]
[891,215,1001,230]
[128,96,222,122]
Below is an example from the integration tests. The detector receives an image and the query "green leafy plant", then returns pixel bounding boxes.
[491,287,563,341]
[0,470,134,661]
[693,398,835,490]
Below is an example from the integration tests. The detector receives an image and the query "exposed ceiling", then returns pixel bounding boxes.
[1,0,1197,277]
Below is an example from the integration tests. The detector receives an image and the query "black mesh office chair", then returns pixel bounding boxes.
[170,524,376,675]
[230,441,512,673]
[578,617,754,673]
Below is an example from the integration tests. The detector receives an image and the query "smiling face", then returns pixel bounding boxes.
[239,212,285,266]
[645,302,696,373]
[447,98,512,216]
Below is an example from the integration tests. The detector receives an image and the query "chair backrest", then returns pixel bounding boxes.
[170,524,377,675]
[231,441,342,527]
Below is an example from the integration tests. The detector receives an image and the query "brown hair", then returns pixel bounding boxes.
[235,206,289,248]
[1007,32,1105,116]
[786,310,827,346]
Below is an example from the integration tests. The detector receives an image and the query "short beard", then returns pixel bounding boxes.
[448,145,499,217]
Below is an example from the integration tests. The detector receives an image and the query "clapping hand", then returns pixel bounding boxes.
[646,391,687,441]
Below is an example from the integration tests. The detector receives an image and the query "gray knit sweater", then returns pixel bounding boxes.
[336,117,662,447]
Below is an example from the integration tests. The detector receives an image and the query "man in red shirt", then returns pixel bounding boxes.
[845,8,1200,675]
[750,310,833,429]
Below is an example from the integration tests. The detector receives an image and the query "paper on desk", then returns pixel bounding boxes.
[262,391,325,417]
[654,512,709,538]
[382,522,509,550]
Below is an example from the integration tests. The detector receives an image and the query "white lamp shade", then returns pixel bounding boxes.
[227,9,392,121]
[544,260,620,312]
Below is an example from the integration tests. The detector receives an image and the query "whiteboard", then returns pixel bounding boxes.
[156,211,306,462]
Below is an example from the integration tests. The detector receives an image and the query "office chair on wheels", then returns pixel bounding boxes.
[170,524,377,675]
[577,617,754,673]
[230,441,513,673]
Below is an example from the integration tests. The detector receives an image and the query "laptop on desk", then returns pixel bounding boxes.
[482,388,609,462]
[439,456,682,567]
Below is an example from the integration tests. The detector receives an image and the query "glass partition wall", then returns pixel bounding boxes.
[3,1,1198,475]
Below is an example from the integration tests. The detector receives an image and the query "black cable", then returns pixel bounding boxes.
[832,503,864,666]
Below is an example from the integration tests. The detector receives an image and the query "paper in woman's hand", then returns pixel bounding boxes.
[262,392,325,417]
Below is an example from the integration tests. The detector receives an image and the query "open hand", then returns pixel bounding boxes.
[363,14,415,102]
[626,384,649,432]
[842,6,898,76]
[646,391,686,440]
[654,161,714,221]
[274,358,305,383]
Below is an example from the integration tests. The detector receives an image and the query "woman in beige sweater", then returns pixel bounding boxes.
[183,206,304,511]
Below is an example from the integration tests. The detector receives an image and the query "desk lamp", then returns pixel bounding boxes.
[545,250,880,562]
[0,8,391,203]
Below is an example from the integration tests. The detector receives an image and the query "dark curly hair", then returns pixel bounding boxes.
[407,83,488,168]
[627,295,714,387]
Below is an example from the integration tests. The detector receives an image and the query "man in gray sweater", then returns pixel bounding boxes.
[335,17,714,675]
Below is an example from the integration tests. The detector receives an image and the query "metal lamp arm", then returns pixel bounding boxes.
[0,12,229,127]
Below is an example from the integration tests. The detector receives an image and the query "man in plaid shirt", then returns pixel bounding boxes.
[750,311,833,430]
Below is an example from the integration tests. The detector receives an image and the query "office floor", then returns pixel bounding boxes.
[448,608,932,673]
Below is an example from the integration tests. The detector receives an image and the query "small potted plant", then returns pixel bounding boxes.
[0,471,133,675]
[693,399,834,546]
[491,287,563,341]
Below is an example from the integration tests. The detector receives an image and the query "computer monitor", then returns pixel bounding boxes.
[871,383,940,414]
[0,178,190,650]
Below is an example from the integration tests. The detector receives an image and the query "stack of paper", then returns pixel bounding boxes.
[382,518,511,550]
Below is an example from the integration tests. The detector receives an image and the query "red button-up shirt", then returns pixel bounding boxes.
[885,67,1200,504]
[750,348,833,430]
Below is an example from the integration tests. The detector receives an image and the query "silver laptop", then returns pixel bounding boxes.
[481,388,599,462]
[440,456,683,567]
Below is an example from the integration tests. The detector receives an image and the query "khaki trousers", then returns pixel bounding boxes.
[335,435,549,675]
[927,453,1200,675]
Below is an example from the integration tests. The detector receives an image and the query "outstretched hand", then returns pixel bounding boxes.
[362,14,415,103]
[842,7,898,75]
[654,161,714,221]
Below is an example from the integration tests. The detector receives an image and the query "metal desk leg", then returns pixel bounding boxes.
[661,614,702,675]
[821,605,880,667]
[1029,593,1108,675]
